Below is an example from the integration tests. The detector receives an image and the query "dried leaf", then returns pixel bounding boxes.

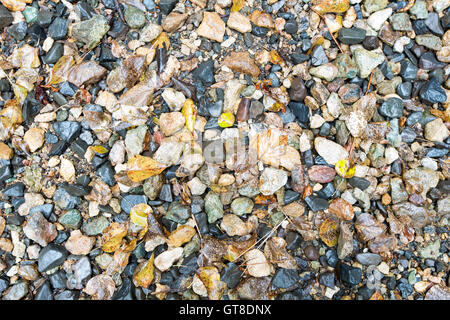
[197,266,226,300]
[101,222,128,253]
[130,203,153,228]
[133,254,155,288]
[231,0,246,12]
[46,56,75,86]
[319,218,339,247]
[84,274,116,300]
[167,225,196,247]
[0,99,23,128]
[152,32,170,50]
[126,155,167,182]
[181,98,197,132]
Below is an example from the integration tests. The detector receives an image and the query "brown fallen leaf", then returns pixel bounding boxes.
[126,155,167,182]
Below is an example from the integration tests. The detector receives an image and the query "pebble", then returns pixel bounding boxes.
[339,263,362,286]
[424,118,449,143]
[227,11,252,33]
[197,12,225,43]
[314,137,349,165]
[23,212,57,247]
[38,244,68,273]
[65,230,95,255]
[259,167,288,196]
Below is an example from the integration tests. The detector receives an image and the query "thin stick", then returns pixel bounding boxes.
[311,8,344,55]
[366,69,374,95]
[114,0,125,23]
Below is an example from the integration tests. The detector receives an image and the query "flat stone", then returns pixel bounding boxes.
[197,12,225,42]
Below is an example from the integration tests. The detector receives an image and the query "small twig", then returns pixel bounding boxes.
[191,213,203,242]
[114,0,125,23]
[311,7,344,55]
[366,69,374,95]
[236,217,287,266]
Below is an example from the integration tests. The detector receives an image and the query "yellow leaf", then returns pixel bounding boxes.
[230,0,246,12]
[152,32,170,50]
[319,218,339,247]
[167,225,196,247]
[91,145,109,154]
[335,159,355,178]
[130,203,152,228]
[126,155,167,182]
[133,254,155,288]
[101,223,128,253]
[181,99,197,132]
[197,267,226,300]
[0,100,23,128]
[46,55,75,86]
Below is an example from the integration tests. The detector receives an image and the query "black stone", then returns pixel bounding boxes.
[48,141,68,156]
[348,177,371,190]
[221,263,242,289]
[192,60,214,85]
[419,77,447,104]
[29,204,54,219]
[319,272,335,288]
[112,278,134,300]
[70,138,89,158]
[305,196,329,212]
[43,42,64,65]
[53,121,81,142]
[338,28,366,45]
[400,60,418,81]
[35,281,53,300]
[425,12,444,36]
[158,0,178,14]
[0,4,13,29]
[339,263,362,286]
[379,97,404,118]
[96,162,116,186]
[48,17,68,40]
[397,82,412,99]
[284,20,298,34]
[291,53,309,64]
[38,244,68,273]
[50,270,67,289]
[362,36,379,50]
[419,52,446,70]
[3,183,25,197]
[7,22,27,41]
[272,268,300,289]
[121,194,147,214]
[37,9,54,27]
[289,102,310,123]
[61,184,91,197]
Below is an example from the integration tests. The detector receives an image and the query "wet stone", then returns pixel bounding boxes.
[379,97,404,119]
[338,28,366,45]
[38,244,68,273]
[48,17,68,40]
[339,263,362,286]
[272,268,300,289]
